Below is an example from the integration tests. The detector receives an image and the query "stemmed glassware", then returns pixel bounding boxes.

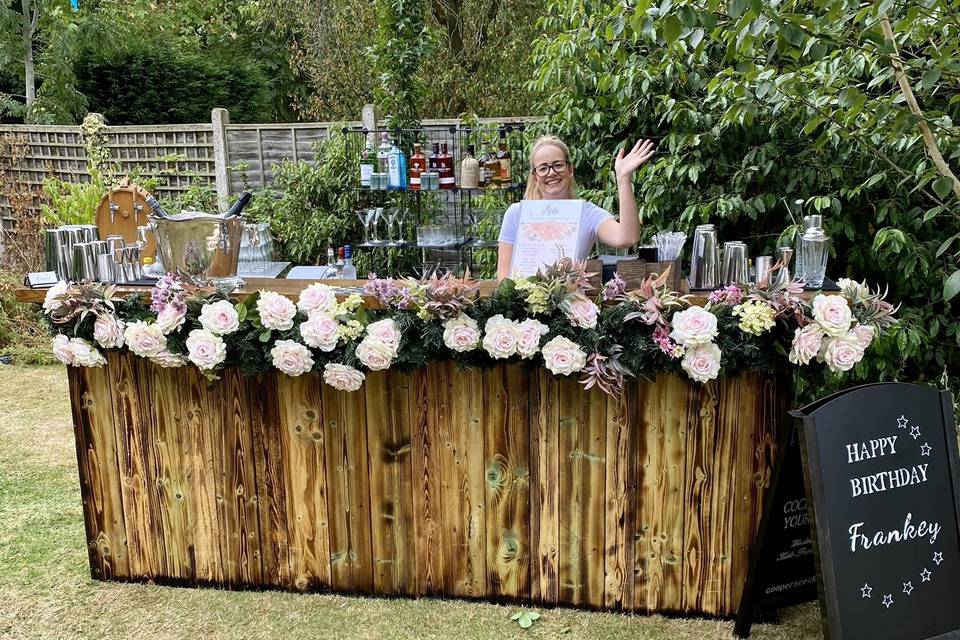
[357,209,374,245]
[384,208,398,246]
[394,208,408,246]
[371,207,384,245]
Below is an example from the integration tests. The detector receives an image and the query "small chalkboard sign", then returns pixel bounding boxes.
[795,383,960,640]
[734,422,818,637]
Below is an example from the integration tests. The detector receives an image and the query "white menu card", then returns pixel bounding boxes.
[507,199,585,278]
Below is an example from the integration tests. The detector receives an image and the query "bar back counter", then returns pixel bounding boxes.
[65,349,785,616]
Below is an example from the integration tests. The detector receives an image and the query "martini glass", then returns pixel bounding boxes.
[384,208,398,246]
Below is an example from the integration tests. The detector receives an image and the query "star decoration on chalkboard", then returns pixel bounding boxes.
[882,594,894,608]
[910,424,922,440]
[934,552,944,566]
[861,583,873,598]
[903,581,914,595]
[921,442,932,456]
[921,568,932,582]
[897,415,909,429]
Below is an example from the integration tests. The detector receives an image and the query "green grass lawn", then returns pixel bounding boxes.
[0,365,823,640]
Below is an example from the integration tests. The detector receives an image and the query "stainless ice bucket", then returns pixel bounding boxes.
[146,212,246,288]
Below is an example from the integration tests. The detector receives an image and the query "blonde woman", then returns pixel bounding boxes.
[496,135,656,280]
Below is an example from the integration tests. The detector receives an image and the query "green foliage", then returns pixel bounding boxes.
[245,132,360,265]
[74,44,271,125]
[0,269,55,364]
[370,0,433,127]
[529,0,960,399]
[39,174,103,226]
[510,610,541,629]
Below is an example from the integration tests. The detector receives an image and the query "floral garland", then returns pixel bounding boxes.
[42,259,898,396]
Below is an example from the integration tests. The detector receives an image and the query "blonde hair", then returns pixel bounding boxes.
[524,135,578,200]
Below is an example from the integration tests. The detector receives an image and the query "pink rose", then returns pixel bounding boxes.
[199,300,240,335]
[323,363,365,391]
[257,290,297,331]
[186,329,227,370]
[155,302,187,335]
[541,335,587,376]
[670,307,719,347]
[270,339,315,377]
[69,338,107,368]
[819,334,864,373]
[93,313,125,349]
[43,280,69,314]
[356,336,394,370]
[812,294,852,337]
[52,334,75,365]
[851,324,875,350]
[297,283,337,315]
[150,350,187,368]
[442,315,481,353]
[123,320,167,358]
[563,295,599,329]
[365,318,401,356]
[516,318,549,359]
[788,324,824,366]
[681,342,722,383]
[482,315,519,359]
[300,312,339,352]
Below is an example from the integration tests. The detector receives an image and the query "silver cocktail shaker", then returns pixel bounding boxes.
[800,227,830,288]
[721,241,748,285]
[754,255,774,287]
[690,224,719,290]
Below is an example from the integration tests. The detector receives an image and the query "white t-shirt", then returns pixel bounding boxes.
[498,201,613,261]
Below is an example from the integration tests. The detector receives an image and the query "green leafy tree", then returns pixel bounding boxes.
[530,0,960,397]
[369,0,433,127]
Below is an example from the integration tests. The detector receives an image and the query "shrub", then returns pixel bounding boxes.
[0,270,55,365]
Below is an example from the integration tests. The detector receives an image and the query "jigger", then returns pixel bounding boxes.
[774,247,794,287]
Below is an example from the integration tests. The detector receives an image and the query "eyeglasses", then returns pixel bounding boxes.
[533,160,570,176]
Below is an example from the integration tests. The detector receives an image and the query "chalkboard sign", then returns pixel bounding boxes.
[795,383,960,640]
[734,422,818,637]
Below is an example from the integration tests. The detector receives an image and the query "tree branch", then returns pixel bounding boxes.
[880,14,960,199]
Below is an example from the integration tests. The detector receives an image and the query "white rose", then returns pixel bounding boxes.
[199,300,240,335]
[851,324,875,350]
[442,314,481,353]
[323,363,365,391]
[356,336,395,371]
[365,318,401,356]
[271,339,315,377]
[300,312,339,352]
[297,283,338,315]
[788,324,824,366]
[482,314,520,359]
[812,294,853,337]
[257,290,297,331]
[52,334,75,365]
[516,318,549,359]
[93,314,125,349]
[819,334,864,373]
[562,295,599,329]
[681,342,722,383]
[541,335,587,376]
[155,303,187,335]
[123,320,167,358]
[69,338,107,368]
[42,280,69,314]
[150,350,187,368]
[185,329,227,371]
[670,307,719,347]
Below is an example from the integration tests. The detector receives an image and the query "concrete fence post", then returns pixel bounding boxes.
[211,108,231,206]
[362,104,379,146]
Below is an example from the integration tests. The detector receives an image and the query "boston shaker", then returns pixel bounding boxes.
[721,241,748,285]
[690,224,719,290]
[754,256,774,287]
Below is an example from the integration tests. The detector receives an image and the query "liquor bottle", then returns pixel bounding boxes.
[437,142,455,189]
[360,138,375,188]
[377,132,392,174]
[496,130,512,189]
[145,195,171,218]
[460,145,480,189]
[342,244,358,279]
[336,247,346,278]
[387,140,407,190]
[483,142,500,188]
[409,143,426,191]
[428,142,441,174]
[223,191,252,218]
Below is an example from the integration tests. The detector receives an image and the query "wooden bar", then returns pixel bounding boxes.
[58,353,786,617]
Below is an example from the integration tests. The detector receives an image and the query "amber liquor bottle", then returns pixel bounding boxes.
[496,130,512,189]
[437,142,455,189]
[409,143,426,191]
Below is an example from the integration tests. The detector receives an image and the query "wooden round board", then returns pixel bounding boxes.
[94,179,156,260]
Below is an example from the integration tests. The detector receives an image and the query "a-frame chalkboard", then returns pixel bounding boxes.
[794,383,960,640]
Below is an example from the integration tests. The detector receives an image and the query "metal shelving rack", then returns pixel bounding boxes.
[342,123,530,277]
